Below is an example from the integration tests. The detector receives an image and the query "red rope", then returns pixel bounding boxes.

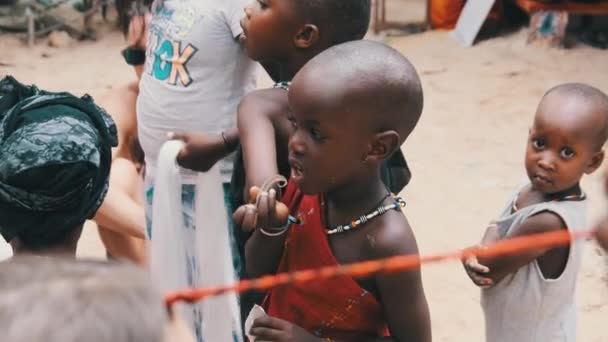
[165,228,596,307]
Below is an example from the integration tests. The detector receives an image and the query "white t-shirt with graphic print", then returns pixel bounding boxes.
[137,0,257,183]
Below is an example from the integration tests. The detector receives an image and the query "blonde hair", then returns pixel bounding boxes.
[0,256,167,342]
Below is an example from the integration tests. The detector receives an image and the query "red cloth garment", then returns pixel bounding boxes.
[264,180,389,340]
[430,0,466,30]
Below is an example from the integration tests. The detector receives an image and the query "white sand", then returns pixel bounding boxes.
[1,14,607,341]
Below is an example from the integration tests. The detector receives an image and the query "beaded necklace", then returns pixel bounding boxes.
[512,191,586,212]
[324,195,406,235]
[273,81,291,91]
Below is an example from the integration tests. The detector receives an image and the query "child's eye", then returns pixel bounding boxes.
[309,128,323,141]
[257,0,268,9]
[532,138,545,150]
[560,147,575,159]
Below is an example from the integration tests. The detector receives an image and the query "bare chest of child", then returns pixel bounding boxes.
[326,219,388,299]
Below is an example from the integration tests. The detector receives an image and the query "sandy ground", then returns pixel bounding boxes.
[1,6,608,341]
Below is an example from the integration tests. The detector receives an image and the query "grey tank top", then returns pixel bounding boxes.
[481,189,587,342]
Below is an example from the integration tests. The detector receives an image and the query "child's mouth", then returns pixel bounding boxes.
[289,157,304,182]
[533,174,552,185]
[291,167,303,182]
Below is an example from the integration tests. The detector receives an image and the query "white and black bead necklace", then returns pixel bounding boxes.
[325,195,406,236]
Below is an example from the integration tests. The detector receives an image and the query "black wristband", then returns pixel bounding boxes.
[121,47,146,66]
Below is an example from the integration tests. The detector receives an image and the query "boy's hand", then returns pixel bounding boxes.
[463,255,494,288]
[249,315,320,342]
[233,187,289,232]
[463,220,499,287]
[169,132,226,172]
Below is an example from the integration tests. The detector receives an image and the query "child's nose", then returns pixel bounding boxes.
[288,132,306,155]
[537,153,556,172]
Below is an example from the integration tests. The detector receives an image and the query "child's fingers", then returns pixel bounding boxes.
[249,187,288,228]
[465,257,489,273]
[235,204,257,232]
[268,189,277,209]
[252,315,286,329]
[275,202,289,223]
[472,275,494,287]
[232,206,247,227]
[462,257,494,287]
[257,191,270,228]
[465,267,493,287]
[167,131,189,142]
[249,327,282,340]
[465,266,494,286]
[473,264,490,274]
[472,266,490,275]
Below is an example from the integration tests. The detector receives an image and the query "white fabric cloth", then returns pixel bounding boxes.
[150,140,190,318]
[150,140,241,341]
[195,160,241,342]
[0,239,11,261]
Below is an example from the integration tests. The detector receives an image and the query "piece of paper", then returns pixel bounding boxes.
[245,305,267,342]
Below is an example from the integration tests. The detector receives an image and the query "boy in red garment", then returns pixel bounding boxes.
[234,41,431,342]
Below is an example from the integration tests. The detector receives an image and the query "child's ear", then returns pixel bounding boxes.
[585,149,605,174]
[294,24,319,49]
[366,131,400,163]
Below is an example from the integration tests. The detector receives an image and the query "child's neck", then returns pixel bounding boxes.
[324,175,390,226]
[275,50,324,81]
[12,243,77,258]
[277,63,298,81]
[11,227,81,258]
[539,182,583,201]
[518,182,584,211]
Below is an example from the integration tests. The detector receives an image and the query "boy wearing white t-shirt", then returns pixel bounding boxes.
[137,1,257,341]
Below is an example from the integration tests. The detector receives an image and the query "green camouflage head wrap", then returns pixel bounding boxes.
[0,76,117,247]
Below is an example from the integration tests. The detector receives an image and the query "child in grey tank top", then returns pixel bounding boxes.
[463,83,608,342]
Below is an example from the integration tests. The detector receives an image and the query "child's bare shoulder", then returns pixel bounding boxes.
[238,88,292,135]
[239,88,288,114]
[363,211,419,260]
[517,210,568,235]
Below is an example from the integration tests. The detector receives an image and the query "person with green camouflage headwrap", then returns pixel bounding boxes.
[0,76,117,256]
